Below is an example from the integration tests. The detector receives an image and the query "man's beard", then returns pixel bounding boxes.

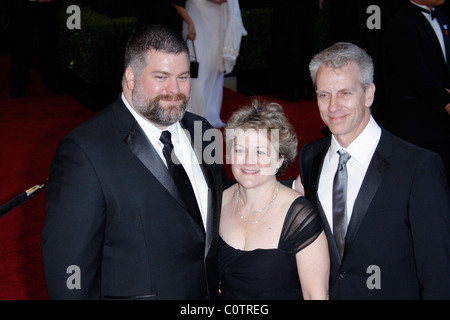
[132,82,189,127]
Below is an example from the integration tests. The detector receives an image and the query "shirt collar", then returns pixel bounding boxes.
[410,1,435,14]
[121,93,180,145]
[329,116,381,164]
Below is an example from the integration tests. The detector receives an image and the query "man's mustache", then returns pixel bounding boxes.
[155,93,188,102]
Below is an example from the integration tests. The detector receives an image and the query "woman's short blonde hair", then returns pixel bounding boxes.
[225,99,298,177]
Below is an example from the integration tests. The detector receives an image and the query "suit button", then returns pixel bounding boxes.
[339,271,348,279]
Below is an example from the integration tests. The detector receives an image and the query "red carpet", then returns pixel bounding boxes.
[0,55,324,299]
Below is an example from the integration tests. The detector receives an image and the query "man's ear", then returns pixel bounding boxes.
[125,66,136,91]
[365,82,376,108]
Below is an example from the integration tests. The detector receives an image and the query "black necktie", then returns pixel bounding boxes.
[160,130,204,230]
[333,149,351,259]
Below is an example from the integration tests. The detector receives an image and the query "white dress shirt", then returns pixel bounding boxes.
[411,1,447,62]
[122,94,209,228]
[317,116,381,232]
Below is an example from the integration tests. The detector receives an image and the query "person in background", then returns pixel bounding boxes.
[382,0,450,183]
[297,42,450,299]
[173,0,246,128]
[8,0,62,98]
[219,99,329,300]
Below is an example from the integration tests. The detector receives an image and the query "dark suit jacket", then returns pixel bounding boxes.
[299,128,450,299]
[42,97,227,299]
[382,1,450,160]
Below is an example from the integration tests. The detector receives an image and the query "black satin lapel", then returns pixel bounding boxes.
[345,151,389,255]
[123,121,183,207]
[199,160,215,249]
[312,142,343,264]
[312,146,328,206]
[316,199,341,266]
[180,116,219,249]
[202,138,222,256]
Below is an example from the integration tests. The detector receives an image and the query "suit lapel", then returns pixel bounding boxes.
[305,139,329,208]
[344,130,391,258]
[305,139,344,264]
[180,116,219,255]
[116,99,220,255]
[124,120,184,208]
[309,133,391,263]
[113,98,192,218]
[317,198,342,267]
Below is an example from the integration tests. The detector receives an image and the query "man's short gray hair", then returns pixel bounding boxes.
[309,42,374,90]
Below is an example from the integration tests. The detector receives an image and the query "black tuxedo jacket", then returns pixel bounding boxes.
[382,1,450,152]
[42,97,228,299]
[299,129,450,299]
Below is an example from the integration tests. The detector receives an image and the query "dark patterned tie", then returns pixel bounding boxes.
[159,130,203,230]
[333,149,351,258]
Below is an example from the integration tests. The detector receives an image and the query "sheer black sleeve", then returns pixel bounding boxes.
[278,197,324,254]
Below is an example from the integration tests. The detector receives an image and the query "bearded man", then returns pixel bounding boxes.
[42,25,228,300]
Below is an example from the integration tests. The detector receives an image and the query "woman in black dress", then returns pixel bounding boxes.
[219,99,330,299]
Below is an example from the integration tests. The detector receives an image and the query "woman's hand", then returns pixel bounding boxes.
[187,22,196,41]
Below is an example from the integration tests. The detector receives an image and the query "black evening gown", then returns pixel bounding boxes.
[218,196,324,300]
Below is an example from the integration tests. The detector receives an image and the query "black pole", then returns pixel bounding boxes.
[0,179,48,218]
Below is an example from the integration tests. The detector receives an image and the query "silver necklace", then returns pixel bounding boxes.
[236,182,281,224]
[238,186,272,214]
